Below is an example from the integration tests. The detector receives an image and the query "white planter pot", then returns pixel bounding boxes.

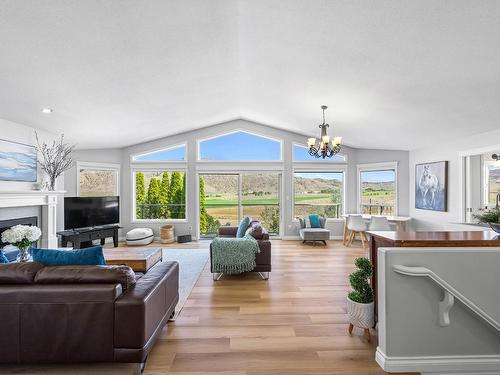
[347,296,374,329]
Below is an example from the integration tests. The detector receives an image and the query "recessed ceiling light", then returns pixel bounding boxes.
[41,108,53,114]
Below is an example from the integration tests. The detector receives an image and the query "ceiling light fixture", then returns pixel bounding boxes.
[307,105,342,158]
[41,108,53,114]
[492,153,500,167]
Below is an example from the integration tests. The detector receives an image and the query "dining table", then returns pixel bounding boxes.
[342,214,412,244]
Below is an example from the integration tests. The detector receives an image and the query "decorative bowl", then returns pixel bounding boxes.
[488,223,500,234]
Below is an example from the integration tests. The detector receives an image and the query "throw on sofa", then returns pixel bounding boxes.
[0,260,179,370]
[210,223,271,280]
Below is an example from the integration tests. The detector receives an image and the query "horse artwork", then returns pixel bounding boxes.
[415,161,448,211]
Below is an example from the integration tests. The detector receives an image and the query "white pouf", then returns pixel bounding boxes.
[126,228,154,246]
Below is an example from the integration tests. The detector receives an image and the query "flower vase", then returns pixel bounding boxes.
[17,245,32,262]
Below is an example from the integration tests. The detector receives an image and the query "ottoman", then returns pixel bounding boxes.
[299,228,330,245]
[126,228,154,246]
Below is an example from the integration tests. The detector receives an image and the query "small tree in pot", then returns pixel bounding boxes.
[347,257,374,341]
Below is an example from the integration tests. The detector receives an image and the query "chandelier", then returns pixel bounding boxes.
[307,105,342,158]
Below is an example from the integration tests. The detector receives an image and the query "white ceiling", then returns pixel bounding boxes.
[0,0,499,150]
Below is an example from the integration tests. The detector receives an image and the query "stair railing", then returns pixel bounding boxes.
[393,265,500,332]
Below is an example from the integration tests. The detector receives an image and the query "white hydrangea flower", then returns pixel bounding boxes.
[26,226,42,242]
[1,224,41,245]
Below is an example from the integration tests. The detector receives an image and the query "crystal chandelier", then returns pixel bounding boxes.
[307,105,342,158]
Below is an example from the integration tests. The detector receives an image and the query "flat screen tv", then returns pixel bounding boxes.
[64,196,119,230]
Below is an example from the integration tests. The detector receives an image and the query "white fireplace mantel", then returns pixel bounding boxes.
[0,190,65,248]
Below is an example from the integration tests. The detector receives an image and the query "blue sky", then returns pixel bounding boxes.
[135,145,186,161]
[360,170,395,183]
[200,132,281,161]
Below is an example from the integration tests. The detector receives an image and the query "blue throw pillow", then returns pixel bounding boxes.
[309,214,321,228]
[0,251,8,263]
[236,217,251,238]
[32,246,106,266]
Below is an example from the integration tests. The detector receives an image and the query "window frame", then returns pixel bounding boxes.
[76,161,120,197]
[196,170,283,238]
[197,129,283,162]
[292,167,347,221]
[483,159,500,209]
[292,143,347,163]
[131,166,188,223]
[357,161,398,216]
[131,143,187,163]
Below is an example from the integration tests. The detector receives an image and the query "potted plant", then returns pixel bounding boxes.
[1,225,41,262]
[347,257,374,341]
[473,208,500,234]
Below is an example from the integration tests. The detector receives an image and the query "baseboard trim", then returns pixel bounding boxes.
[282,235,343,240]
[376,348,500,374]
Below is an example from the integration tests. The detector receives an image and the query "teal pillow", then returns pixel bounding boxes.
[236,217,251,238]
[0,251,8,263]
[32,246,106,266]
[309,214,321,228]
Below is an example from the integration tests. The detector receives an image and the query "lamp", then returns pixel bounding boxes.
[307,105,342,158]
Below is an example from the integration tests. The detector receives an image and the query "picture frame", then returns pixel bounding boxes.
[0,138,37,182]
[415,161,448,212]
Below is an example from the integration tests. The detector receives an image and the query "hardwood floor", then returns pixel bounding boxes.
[144,239,419,375]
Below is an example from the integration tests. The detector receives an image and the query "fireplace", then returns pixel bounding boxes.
[0,216,38,262]
[0,190,63,248]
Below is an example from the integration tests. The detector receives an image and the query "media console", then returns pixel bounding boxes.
[57,225,120,249]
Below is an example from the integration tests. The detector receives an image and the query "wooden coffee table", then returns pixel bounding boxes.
[104,247,162,272]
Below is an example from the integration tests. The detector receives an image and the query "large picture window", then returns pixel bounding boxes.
[358,166,396,215]
[293,172,344,218]
[199,173,281,237]
[77,162,119,197]
[134,170,186,220]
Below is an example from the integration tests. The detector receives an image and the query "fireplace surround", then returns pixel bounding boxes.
[0,190,64,249]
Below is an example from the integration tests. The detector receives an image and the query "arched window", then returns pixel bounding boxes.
[199,131,281,161]
[293,144,345,162]
[133,144,186,161]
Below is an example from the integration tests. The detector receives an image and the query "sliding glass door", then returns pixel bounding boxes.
[199,173,281,237]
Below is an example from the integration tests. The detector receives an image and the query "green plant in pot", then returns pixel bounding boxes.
[347,257,374,341]
[473,208,500,234]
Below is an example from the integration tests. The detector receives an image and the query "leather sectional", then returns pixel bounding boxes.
[0,260,179,366]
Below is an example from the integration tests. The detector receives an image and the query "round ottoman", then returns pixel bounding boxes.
[126,228,154,246]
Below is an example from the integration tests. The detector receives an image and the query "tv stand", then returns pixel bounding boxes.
[57,225,121,249]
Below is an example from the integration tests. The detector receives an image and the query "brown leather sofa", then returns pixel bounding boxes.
[210,225,271,280]
[0,260,178,366]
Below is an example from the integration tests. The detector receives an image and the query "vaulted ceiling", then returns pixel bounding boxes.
[0,0,499,150]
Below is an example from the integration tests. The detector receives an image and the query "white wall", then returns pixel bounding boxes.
[409,128,500,230]
[377,247,500,374]
[0,118,63,229]
[66,119,410,240]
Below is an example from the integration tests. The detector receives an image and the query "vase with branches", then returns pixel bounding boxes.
[35,132,75,191]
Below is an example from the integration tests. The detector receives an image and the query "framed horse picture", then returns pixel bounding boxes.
[415,161,448,211]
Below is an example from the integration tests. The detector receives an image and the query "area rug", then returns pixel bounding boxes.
[162,248,209,320]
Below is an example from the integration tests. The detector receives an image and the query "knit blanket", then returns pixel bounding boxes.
[211,234,260,274]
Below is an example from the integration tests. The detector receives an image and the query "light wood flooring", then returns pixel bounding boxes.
[144,239,419,375]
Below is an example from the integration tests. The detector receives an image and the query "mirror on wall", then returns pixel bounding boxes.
[464,152,500,223]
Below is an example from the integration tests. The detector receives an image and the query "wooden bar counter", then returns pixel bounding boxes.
[368,230,500,321]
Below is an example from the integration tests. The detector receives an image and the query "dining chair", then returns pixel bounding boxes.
[369,216,391,231]
[343,214,362,245]
[346,215,368,248]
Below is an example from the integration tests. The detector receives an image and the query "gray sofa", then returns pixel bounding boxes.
[298,216,330,245]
